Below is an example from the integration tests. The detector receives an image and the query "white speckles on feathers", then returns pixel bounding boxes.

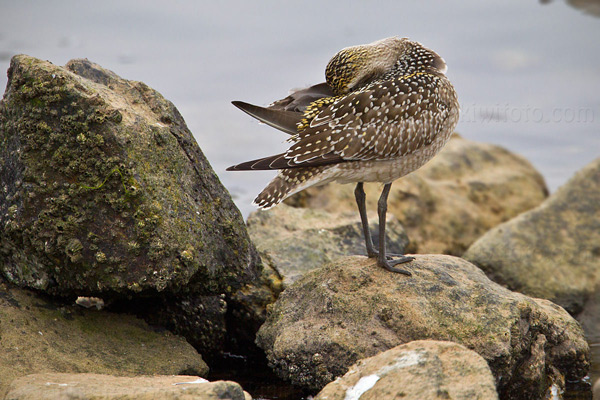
[235,37,459,210]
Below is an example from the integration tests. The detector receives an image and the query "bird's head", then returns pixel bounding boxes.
[325,37,447,95]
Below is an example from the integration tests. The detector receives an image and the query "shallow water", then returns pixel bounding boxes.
[1,1,599,398]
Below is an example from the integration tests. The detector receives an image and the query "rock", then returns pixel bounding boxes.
[0,55,268,358]
[0,281,207,398]
[247,204,409,284]
[463,158,600,314]
[256,255,589,399]
[285,135,548,256]
[0,55,260,297]
[4,373,251,400]
[314,340,498,400]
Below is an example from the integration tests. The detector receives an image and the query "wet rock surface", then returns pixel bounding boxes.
[285,135,548,256]
[247,204,409,284]
[0,281,207,399]
[463,158,600,315]
[4,373,251,400]
[256,255,589,399]
[0,55,260,297]
[314,340,498,400]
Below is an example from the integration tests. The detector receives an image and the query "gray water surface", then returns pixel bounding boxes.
[1,1,598,218]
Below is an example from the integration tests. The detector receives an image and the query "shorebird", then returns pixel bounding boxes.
[228,37,459,275]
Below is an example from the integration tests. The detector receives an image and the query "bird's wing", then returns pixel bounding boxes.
[269,82,334,112]
[226,152,344,171]
[227,73,456,171]
[232,101,302,135]
[286,73,453,163]
[232,82,335,135]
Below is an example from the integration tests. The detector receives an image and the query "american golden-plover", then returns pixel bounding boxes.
[228,37,459,275]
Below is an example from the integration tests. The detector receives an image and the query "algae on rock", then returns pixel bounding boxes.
[0,55,260,297]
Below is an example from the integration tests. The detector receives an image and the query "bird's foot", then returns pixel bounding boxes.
[367,250,411,261]
[377,255,414,275]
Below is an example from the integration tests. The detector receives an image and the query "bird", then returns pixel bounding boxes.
[227,37,459,275]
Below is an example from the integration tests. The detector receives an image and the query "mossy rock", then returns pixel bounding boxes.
[0,55,260,297]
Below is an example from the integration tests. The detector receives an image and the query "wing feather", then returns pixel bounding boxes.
[286,73,452,163]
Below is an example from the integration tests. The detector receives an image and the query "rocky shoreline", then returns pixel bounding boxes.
[0,55,597,399]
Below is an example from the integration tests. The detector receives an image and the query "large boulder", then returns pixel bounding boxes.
[247,204,409,284]
[463,158,600,314]
[0,281,207,399]
[0,55,260,297]
[315,340,498,400]
[256,255,589,399]
[5,374,251,400]
[0,55,265,357]
[285,135,548,255]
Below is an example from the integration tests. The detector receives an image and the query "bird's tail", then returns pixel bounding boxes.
[253,167,327,209]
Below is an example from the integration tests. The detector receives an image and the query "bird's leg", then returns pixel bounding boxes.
[377,183,413,275]
[354,182,378,258]
[355,182,408,260]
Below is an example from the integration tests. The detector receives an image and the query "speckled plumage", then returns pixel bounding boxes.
[228,37,459,273]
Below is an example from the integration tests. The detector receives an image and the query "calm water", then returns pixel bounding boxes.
[1,0,599,397]
[1,1,599,217]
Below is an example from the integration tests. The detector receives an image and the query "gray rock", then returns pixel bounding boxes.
[0,281,207,399]
[4,373,251,400]
[463,158,600,314]
[285,134,548,255]
[256,255,589,399]
[0,55,260,297]
[247,204,409,284]
[315,340,498,400]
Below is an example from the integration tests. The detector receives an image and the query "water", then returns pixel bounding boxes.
[1,1,599,398]
[0,1,599,217]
